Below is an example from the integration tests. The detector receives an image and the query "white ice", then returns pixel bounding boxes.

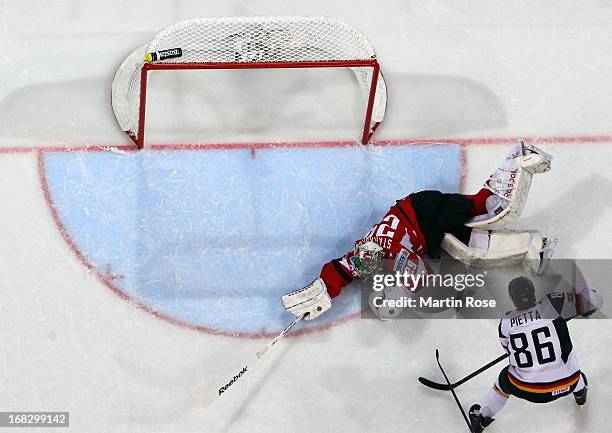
[1,1,612,433]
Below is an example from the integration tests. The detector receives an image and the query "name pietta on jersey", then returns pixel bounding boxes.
[218,366,247,395]
[510,309,542,327]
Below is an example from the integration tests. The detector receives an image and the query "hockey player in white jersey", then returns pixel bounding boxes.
[469,276,604,433]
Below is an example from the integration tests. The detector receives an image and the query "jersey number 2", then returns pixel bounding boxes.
[372,215,400,238]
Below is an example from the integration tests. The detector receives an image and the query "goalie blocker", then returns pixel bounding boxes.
[282,278,331,321]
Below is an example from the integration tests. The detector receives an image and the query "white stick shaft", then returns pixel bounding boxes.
[186,314,305,408]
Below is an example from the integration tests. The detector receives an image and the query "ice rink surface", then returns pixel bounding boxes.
[1,1,612,432]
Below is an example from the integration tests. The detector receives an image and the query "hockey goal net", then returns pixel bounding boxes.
[112,16,387,149]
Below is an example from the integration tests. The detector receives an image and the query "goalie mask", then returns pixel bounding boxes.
[353,241,384,277]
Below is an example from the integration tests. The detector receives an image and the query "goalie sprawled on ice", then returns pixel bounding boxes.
[282,141,556,320]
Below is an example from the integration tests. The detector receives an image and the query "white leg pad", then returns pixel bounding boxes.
[466,168,533,230]
[442,229,556,275]
[466,140,552,231]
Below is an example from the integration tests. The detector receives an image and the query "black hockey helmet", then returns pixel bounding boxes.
[508,276,536,309]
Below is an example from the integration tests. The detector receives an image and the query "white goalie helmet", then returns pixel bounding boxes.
[353,241,385,277]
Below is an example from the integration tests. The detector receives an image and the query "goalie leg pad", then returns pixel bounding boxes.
[442,229,557,276]
[516,141,553,174]
[282,278,331,321]
[523,237,557,276]
[466,168,533,231]
[467,140,552,231]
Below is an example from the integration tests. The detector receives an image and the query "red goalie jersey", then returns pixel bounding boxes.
[320,189,491,298]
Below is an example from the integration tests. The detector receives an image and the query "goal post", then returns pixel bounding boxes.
[112,16,388,149]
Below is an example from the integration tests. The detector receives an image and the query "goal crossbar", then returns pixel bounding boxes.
[136,59,381,149]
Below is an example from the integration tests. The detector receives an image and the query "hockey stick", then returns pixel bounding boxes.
[435,349,473,433]
[185,314,305,408]
[419,353,508,391]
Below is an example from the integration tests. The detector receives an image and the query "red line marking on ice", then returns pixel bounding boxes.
[2,133,612,154]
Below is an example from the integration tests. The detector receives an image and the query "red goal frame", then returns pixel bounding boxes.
[131,59,382,149]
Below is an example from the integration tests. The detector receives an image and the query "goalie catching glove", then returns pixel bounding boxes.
[282,277,332,321]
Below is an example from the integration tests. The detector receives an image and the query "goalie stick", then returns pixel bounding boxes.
[435,349,473,433]
[419,353,508,391]
[185,314,305,408]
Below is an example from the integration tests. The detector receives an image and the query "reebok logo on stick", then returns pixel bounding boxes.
[219,366,248,395]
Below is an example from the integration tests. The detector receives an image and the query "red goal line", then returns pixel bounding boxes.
[0,134,611,154]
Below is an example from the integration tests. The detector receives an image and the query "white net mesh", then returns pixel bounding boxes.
[112,16,387,144]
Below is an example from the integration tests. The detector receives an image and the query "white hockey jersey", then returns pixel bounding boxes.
[498,288,602,386]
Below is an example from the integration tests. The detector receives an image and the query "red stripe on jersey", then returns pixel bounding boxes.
[508,371,581,393]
